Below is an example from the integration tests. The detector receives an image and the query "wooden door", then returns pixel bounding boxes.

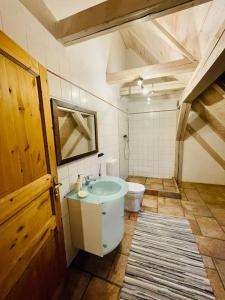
[0,32,67,299]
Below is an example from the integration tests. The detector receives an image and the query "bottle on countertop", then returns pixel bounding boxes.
[74,174,81,193]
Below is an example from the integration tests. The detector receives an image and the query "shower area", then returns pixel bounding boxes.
[119,97,181,198]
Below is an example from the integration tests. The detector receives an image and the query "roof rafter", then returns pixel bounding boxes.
[107,58,198,85]
[121,80,185,96]
[176,15,225,141]
[150,20,197,62]
[20,0,211,46]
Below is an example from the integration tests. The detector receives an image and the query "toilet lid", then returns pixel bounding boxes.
[128,182,145,193]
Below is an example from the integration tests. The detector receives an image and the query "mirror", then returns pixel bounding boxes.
[51,99,98,165]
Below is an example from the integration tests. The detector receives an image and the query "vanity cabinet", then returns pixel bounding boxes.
[67,195,124,257]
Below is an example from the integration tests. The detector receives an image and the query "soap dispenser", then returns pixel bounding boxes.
[75,175,81,193]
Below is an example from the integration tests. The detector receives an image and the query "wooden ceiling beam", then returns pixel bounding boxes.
[176,14,225,141]
[19,0,57,36]
[120,29,158,65]
[54,0,211,46]
[180,20,225,105]
[151,20,197,62]
[124,90,182,99]
[121,81,185,96]
[107,58,198,85]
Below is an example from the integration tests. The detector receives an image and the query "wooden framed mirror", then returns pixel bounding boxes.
[51,99,98,165]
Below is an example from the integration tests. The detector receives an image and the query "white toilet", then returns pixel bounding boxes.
[125,182,145,212]
[106,159,145,212]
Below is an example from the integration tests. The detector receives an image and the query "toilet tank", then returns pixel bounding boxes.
[106,159,118,176]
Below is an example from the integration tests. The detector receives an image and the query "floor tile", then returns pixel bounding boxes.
[181,201,212,217]
[108,254,128,286]
[158,197,184,217]
[150,183,164,190]
[158,205,184,217]
[83,277,119,300]
[206,268,225,300]
[73,250,116,279]
[195,236,225,259]
[208,206,225,226]
[188,218,202,235]
[146,178,163,184]
[159,198,182,207]
[184,212,196,220]
[142,207,158,213]
[202,255,215,269]
[118,234,132,255]
[180,182,196,189]
[129,212,138,221]
[184,188,204,203]
[142,195,158,209]
[164,186,176,192]
[214,259,225,289]
[163,179,174,187]
[128,176,146,185]
[62,268,91,300]
[181,191,188,201]
[199,193,225,208]
[196,217,225,240]
[124,220,136,235]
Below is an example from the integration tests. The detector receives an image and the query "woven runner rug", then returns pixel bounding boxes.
[120,212,215,300]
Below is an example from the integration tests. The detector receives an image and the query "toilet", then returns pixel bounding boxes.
[125,182,145,212]
[105,159,145,212]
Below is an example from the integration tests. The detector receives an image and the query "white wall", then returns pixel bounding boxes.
[0,0,128,265]
[128,98,178,178]
[118,111,129,180]
[182,136,225,185]
[182,111,225,185]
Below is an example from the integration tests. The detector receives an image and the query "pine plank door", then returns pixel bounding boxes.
[0,32,67,300]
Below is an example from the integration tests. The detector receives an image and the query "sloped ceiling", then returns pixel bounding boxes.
[43,0,106,20]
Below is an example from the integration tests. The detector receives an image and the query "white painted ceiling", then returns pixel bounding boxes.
[43,0,107,20]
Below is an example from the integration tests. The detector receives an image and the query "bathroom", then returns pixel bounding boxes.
[1,0,225,299]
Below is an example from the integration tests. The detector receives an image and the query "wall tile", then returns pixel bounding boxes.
[128,111,176,178]
[47,72,61,99]
[71,85,80,106]
[61,79,72,102]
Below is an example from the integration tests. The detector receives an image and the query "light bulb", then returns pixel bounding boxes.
[137,77,143,86]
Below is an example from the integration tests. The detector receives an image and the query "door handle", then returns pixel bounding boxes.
[53,176,62,197]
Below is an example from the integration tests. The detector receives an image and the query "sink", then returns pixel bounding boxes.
[88,180,121,196]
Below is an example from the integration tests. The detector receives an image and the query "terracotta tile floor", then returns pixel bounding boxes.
[127,176,178,193]
[62,181,225,300]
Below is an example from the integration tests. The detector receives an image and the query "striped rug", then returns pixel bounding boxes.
[121,212,215,300]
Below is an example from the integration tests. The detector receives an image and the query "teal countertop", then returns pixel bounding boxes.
[66,176,128,204]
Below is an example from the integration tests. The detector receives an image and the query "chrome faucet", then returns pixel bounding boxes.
[85,175,97,186]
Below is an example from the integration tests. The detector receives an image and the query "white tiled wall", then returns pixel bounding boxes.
[0,0,128,265]
[128,99,177,178]
[118,111,129,180]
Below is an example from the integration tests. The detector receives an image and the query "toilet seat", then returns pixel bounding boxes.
[128,182,145,194]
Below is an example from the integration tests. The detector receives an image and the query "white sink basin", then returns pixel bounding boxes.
[88,180,121,196]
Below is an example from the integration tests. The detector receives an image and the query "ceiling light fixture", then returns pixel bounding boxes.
[137,77,143,86]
